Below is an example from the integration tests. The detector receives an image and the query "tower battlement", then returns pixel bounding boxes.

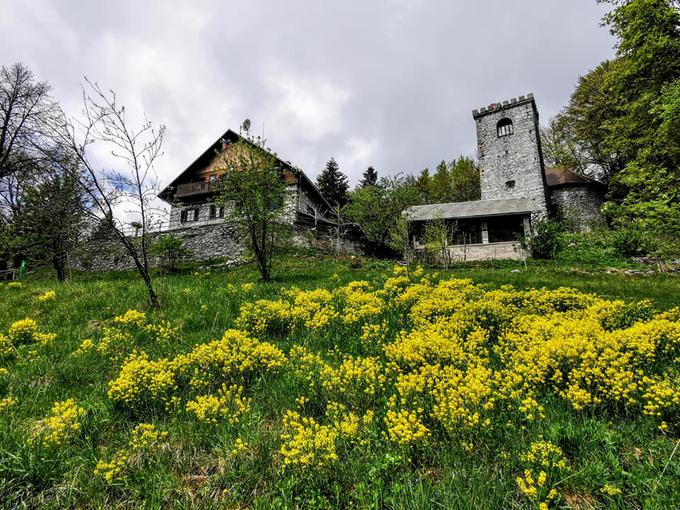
[472,93,535,119]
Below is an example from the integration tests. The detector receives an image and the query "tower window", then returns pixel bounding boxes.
[497,118,514,137]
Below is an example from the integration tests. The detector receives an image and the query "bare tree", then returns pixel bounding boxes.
[54,79,165,307]
[0,63,62,180]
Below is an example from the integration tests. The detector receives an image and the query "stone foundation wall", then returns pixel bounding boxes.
[73,221,367,272]
[410,241,527,264]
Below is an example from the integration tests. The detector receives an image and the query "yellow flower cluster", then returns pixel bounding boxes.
[600,484,623,496]
[516,441,568,508]
[237,279,391,334]
[113,309,147,327]
[107,350,177,410]
[6,318,55,348]
[0,333,11,357]
[94,423,168,483]
[7,281,22,289]
[280,410,339,468]
[279,405,373,469]
[29,399,86,447]
[320,355,386,403]
[79,310,180,361]
[186,383,251,425]
[255,268,678,471]
[108,329,285,412]
[0,396,17,412]
[143,320,180,343]
[90,265,680,489]
[36,290,56,302]
[384,405,430,445]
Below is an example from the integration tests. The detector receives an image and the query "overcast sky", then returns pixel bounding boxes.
[1,0,615,189]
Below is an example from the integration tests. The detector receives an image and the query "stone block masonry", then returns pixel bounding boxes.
[473,94,549,217]
[73,221,367,272]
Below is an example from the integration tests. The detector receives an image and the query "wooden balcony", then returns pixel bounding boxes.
[175,181,216,198]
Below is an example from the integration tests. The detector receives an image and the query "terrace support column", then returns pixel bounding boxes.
[481,220,489,244]
[522,215,531,237]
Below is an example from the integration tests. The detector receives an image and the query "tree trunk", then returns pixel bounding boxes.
[140,266,159,308]
[53,254,66,282]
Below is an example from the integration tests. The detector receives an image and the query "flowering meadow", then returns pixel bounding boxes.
[0,257,678,508]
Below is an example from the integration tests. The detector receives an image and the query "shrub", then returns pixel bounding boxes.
[611,225,651,258]
[150,235,190,273]
[522,219,563,259]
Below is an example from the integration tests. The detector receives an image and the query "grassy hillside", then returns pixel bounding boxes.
[0,256,679,509]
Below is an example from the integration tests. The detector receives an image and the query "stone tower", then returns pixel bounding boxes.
[473,93,548,216]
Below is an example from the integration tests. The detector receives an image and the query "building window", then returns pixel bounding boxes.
[180,208,199,222]
[497,118,513,137]
[209,204,223,219]
[505,180,516,189]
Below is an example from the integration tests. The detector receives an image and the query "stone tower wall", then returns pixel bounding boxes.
[473,94,548,216]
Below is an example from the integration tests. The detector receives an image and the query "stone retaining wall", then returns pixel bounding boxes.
[73,221,367,272]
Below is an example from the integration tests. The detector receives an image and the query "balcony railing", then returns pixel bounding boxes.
[175,181,217,198]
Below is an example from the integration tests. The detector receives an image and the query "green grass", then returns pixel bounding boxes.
[0,254,678,509]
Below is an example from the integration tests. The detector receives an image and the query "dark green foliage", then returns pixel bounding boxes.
[358,167,378,188]
[316,158,349,207]
[551,0,680,247]
[522,219,563,259]
[345,175,421,250]
[150,235,190,274]
[611,224,652,257]
[13,172,85,281]
[415,157,480,204]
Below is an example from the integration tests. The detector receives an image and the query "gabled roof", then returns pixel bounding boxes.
[158,129,334,211]
[404,198,539,222]
[545,166,605,189]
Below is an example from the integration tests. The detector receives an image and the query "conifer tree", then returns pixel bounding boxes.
[316,158,349,206]
[359,166,378,187]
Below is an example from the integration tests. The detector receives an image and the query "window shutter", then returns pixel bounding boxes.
[219,206,224,218]
[193,209,199,221]
[209,205,216,218]
[180,210,187,222]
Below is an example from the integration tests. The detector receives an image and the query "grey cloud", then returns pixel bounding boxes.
[1,0,614,189]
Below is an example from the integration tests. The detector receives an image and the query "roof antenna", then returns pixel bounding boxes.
[240,118,251,135]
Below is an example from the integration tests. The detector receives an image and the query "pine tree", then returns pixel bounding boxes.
[316,158,349,206]
[359,166,378,187]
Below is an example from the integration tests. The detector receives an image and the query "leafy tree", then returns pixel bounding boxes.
[13,170,85,280]
[359,166,378,187]
[345,174,421,250]
[598,0,680,236]
[215,135,288,282]
[544,60,625,184]
[416,157,480,203]
[316,158,349,207]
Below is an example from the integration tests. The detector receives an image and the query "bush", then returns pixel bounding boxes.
[150,235,190,273]
[522,219,563,259]
[611,225,651,258]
